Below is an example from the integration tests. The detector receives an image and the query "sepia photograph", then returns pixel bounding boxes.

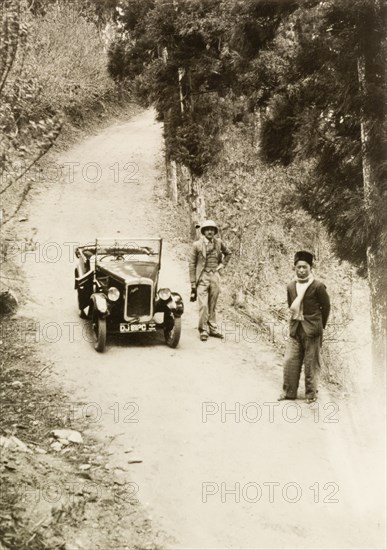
[0,1,386,548]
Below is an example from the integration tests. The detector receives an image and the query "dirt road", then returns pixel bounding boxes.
[18,109,385,549]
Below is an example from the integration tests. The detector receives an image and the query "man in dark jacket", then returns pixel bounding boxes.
[278,250,330,403]
[189,220,231,341]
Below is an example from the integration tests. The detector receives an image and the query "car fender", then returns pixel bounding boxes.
[90,293,108,317]
[74,268,93,290]
[170,292,184,316]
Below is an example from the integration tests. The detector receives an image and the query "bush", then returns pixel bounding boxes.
[28,3,118,120]
[1,0,132,226]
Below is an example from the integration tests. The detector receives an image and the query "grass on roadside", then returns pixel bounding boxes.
[28,3,121,121]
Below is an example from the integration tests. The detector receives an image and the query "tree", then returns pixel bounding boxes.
[108,0,233,174]
[256,0,387,386]
[108,0,235,232]
[107,1,300,214]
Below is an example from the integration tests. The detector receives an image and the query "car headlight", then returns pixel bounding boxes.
[158,288,171,301]
[108,286,120,301]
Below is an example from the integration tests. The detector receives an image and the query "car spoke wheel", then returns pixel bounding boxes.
[92,312,107,352]
[164,316,181,348]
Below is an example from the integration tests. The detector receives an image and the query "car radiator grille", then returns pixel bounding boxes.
[126,284,152,317]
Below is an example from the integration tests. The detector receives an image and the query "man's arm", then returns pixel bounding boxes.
[316,283,331,328]
[287,286,292,308]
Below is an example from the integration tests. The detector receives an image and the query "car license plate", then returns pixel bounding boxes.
[120,322,156,333]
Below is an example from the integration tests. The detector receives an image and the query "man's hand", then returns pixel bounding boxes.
[190,287,197,302]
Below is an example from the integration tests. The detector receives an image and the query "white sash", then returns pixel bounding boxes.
[289,276,314,320]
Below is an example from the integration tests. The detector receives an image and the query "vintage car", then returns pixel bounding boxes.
[74,238,184,352]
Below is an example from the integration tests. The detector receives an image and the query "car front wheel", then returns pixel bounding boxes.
[92,312,107,352]
[164,316,181,348]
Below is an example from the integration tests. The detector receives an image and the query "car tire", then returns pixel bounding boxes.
[164,316,181,348]
[92,312,107,352]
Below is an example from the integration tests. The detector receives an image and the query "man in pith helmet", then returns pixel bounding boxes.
[278,250,330,403]
[189,220,232,341]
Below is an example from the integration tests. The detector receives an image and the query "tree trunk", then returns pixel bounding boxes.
[163,105,178,204]
[169,159,178,204]
[358,53,386,391]
[177,65,206,237]
[188,170,206,239]
[165,153,178,205]
[178,67,186,114]
[366,250,387,389]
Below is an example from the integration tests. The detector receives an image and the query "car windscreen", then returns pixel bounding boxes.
[95,238,161,258]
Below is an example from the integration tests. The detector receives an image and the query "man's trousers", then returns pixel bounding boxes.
[197,271,221,333]
[282,324,322,399]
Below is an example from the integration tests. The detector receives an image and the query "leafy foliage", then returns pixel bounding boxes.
[256,0,387,268]
[27,0,116,23]
[29,3,117,119]
[0,0,62,221]
[1,0,123,224]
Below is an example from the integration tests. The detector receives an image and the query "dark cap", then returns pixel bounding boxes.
[294,250,314,266]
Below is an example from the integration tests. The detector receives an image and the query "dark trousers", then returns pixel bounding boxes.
[282,324,321,399]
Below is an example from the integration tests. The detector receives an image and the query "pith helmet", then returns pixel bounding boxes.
[201,220,218,235]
